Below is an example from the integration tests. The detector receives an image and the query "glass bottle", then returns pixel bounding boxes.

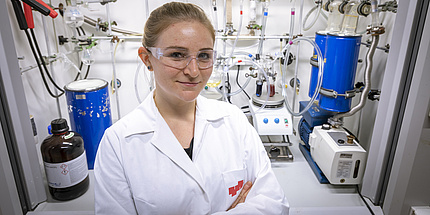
[41,118,89,201]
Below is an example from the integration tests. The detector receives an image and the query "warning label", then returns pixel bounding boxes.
[44,152,88,188]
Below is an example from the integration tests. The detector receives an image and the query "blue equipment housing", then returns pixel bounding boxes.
[298,101,334,149]
[65,79,112,169]
[319,34,362,112]
[298,101,334,184]
[309,32,328,99]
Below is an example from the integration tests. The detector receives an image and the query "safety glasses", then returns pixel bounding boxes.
[146,47,216,70]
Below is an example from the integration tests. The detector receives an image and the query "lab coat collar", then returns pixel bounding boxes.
[195,95,229,121]
[124,91,229,137]
[123,90,158,137]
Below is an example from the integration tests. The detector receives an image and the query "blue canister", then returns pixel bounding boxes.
[308,32,328,99]
[64,79,112,169]
[319,33,361,112]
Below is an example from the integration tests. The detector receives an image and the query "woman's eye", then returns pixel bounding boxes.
[168,52,186,59]
[198,52,211,60]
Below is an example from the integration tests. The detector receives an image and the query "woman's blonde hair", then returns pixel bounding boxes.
[142,2,215,48]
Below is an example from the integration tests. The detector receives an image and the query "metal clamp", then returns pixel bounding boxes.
[367,25,386,36]
[309,57,319,67]
[320,87,356,99]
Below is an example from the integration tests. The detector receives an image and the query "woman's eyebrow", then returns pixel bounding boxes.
[164,46,188,51]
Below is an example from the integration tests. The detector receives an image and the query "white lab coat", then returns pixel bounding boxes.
[94,91,289,214]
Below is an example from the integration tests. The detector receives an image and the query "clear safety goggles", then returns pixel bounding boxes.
[146,47,216,70]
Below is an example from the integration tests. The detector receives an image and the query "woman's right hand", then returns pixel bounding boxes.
[227,181,253,211]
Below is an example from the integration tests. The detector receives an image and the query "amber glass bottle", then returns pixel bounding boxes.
[41,118,89,201]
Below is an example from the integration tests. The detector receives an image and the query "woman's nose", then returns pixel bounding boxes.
[184,58,199,78]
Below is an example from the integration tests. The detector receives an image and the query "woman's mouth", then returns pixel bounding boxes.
[178,81,199,87]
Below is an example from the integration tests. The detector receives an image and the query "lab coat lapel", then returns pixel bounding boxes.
[150,113,207,193]
[193,96,228,160]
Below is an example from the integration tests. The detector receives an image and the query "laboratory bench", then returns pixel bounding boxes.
[28,136,383,215]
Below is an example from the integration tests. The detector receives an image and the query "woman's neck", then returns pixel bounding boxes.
[153,90,196,121]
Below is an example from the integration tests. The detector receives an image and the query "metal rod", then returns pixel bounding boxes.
[333,35,379,120]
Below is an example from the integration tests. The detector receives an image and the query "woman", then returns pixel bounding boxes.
[94,2,289,214]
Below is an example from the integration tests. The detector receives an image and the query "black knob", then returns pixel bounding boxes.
[270,147,281,158]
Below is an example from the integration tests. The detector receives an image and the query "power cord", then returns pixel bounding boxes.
[356,184,376,215]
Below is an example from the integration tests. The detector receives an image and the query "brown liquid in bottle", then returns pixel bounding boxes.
[41,118,89,201]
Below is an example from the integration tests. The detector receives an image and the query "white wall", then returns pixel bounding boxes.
[6,0,395,153]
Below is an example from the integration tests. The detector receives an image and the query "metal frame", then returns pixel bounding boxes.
[0,118,23,215]
[382,1,430,214]
[361,0,430,214]
[0,0,47,213]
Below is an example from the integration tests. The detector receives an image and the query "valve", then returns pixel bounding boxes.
[339,0,349,14]
[368,89,381,101]
[358,1,371,17]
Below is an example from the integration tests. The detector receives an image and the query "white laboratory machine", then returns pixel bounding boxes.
[249,93,293,136]
[309,125,366,185]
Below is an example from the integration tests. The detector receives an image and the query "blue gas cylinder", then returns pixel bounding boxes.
[64,79,112,169]
[308,32,327,99]
[319,33,361,112]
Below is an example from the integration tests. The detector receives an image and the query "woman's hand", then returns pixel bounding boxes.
[227,181,253,211]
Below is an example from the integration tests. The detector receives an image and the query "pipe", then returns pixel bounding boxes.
[303,4,322,31]
[281,36,324,116]
[211,0,219,51]
[222,0,227,55]
[370,0,380,28]
[333,35,379,120]
[257,3,269,55]
[106,3,121,119]
[145,0,149,20]
[288,8,295,44]
[228,0,244,59]
[84,16,141,35]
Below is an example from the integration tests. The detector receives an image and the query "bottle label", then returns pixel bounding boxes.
[64,132,74,139]
[44,152,88,189]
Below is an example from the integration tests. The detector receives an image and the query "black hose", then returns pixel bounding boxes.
[235,65,250,100]
[76,27,81,36]
[84,65,90,79]
[79,26,86,35]
[356,184,375,215]
[24,30,63,98]
[30,29,65,93]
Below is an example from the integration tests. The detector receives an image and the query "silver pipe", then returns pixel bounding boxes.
[333,35,379,120]
[84,16,141,35]
[106,3,121,120]
[91,35,305,41]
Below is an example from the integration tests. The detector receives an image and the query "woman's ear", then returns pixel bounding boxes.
[138,47,153,71]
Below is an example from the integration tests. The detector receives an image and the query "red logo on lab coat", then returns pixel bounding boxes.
[228,180,244,197]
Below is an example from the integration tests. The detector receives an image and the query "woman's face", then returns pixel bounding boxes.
[145,21,214,104]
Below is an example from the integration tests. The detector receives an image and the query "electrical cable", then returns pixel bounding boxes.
[76,27,81,36]
[30,28,65,93]
[356,184,376,215]
[83,65,91,79]
[235,65,250,100]
[79,26,86,35]
[24,30,64,98]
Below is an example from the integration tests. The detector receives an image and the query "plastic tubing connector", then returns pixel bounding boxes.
[215,59,270,111]
[281,36,324,116]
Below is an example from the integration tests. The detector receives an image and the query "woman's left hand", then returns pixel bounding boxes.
[227,181,253,211]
